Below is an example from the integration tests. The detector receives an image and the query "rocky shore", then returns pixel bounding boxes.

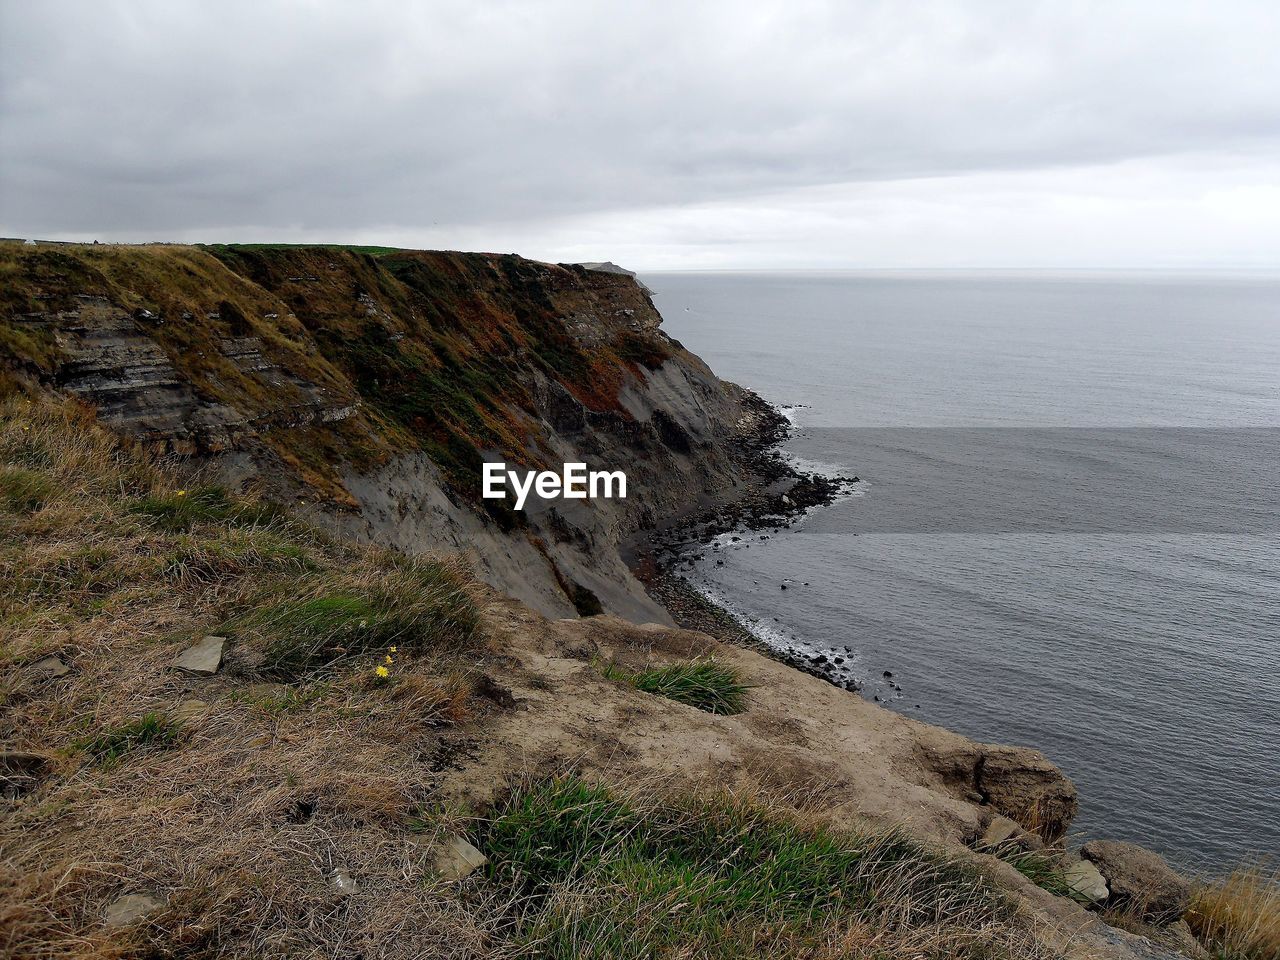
[629,390,866,688]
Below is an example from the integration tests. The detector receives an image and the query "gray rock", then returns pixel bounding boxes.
[1,751,51,799]
[980,813,1045,852]
[173,636,225,675]
[330,867,358,895]
[30,655,71,679]
[104,891,163,926]
[1082,839,1192,925]
[1063,857,1110,903]
[432,834,487,881]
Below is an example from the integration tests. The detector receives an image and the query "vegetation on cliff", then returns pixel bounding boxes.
[1,396,1066,960]
[479,775,1055,960]
[0,242,673,507]
[3,251,1272,960]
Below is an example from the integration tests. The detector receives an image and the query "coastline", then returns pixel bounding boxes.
[630,388,864,690]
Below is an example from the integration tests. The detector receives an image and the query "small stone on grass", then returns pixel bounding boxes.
[330,867,358,895]
[104,892,163,926]
[173,636,226,675]
[30,655,71,679]
[433,834,487,881]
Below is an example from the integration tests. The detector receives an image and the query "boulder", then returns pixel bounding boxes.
[977,746,1079,842]
[432,834,487,881]
[172,636,226,675]
[979,813,1045,853]
[1082,840,1191,925]
[1063,857,1110,904]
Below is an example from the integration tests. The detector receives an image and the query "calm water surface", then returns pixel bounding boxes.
[650,270,1280,871]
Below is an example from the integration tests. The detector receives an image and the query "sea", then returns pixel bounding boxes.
[647,269,1280,873]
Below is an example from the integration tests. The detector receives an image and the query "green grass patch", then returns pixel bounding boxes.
[224,560,478,679]
[228,682,332,716]
[161,528,318,584]
[602,659,749,715]
[128,485,282,533]
[479,776,1041,960]
[76,711,182,766]
[0,465,54,512]
[614,330,672,370]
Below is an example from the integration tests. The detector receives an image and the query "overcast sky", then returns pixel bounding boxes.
[1,0,1277,268]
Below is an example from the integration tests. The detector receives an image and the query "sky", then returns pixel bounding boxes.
[1,0,1278,269]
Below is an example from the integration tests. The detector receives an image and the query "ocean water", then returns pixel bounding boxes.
[648,270,1280,872]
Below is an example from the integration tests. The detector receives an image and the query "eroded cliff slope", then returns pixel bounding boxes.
[0,242,775,620]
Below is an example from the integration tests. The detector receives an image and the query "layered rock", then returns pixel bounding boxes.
[1,243,773,620]
[917,739,1080,841]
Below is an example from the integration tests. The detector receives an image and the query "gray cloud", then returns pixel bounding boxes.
[2,0,1278,266]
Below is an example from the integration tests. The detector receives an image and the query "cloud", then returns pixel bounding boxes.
[1,0,1277,266]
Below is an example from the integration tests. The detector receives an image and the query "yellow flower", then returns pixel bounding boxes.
[375,665,389,678]
[384,655,394,664]
[388,646,397,654]
[176,489,187,497]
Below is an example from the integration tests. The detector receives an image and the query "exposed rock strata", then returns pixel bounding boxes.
[2,244,777,620]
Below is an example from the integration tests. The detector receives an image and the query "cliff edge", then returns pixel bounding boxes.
[1,242,776,621]
[0,243,1209,960]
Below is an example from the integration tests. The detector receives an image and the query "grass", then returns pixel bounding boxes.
[128,485,282,533]
[602,658,750,715]
[0,465,54,512]
[478,775,1057,960]
[228,682,332,717]
[199,242,404,256]
[75,711,182,766]
[1186,866,1280,960]
[1,395,496,959]
[224,559,478,679]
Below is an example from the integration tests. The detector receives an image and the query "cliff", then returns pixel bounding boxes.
[0,242,776,621]
[1,243,1213,960]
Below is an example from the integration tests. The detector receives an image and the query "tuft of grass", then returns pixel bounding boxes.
[128,485,282,533]
[160,528,318,586]
[76,711,182,766]
[226,560,478,679]
[479,775,1054,960]
[228,682,332,717]
[602,658,750,715]
[1186,865,1280,960]
[0,465,54,513]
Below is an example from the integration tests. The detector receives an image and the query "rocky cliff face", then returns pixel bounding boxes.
[0,242,774,619]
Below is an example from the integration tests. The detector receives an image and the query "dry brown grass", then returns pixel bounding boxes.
[1,395,499,959]
[0,393,1079,960]
[1186,865,1280,960]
